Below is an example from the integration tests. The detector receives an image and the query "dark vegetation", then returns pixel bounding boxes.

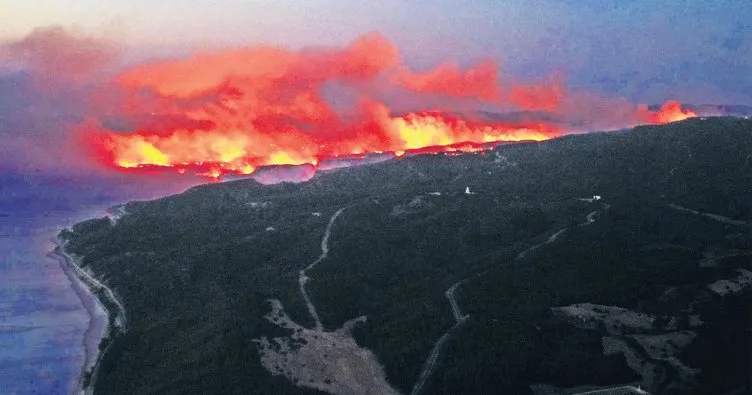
[61,117,752,394]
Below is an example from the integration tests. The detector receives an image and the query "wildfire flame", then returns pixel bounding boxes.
[95,111,558,179]
[86,33,697,180]
[638,100,698,124]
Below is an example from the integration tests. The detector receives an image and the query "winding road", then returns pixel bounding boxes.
[56,238,127,330]
[411,197,611,395]
[55,237,128,395]
[445,279,470,322]
[668,203,748,226]
[409,319,466,395]
[518,201,610,260]
[410,276,472,395]
[517,228,568,260]
[299,207,347,331]
[580,203,610,227]
[105,205,128,226]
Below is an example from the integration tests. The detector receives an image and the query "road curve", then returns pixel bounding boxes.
[56,238,127,330]
[668,203,748,226]
[54,237,128,395]
[410,317,468,395]
[105,205,128,226]
[517,228,568,260]
[299,207,347,331]
[519,200,611,260]
[445,279,470,323]
[411,274,474,395]
[413,198,612,394]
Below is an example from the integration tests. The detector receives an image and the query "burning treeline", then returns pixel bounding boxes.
[84,33,696,179]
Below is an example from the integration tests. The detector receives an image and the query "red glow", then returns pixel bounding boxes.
[94,110,559,178]
[86,33,697,179]
[391,60,500,102]
[638,100,698,124]
[509,77,566,111]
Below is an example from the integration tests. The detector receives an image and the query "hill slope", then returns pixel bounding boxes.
[60,117,752,395]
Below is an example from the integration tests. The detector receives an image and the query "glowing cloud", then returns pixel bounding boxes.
[391,59,500,102]
[70,32,697,180]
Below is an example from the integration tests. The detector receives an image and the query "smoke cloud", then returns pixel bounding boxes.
[3,26,119,85]
[391,60,500,102]
[0,27,699,181]
[0,27,122,175]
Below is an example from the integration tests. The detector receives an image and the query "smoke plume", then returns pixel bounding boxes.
[0,28,698,181]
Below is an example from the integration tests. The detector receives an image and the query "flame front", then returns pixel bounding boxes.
[87,33,697,180]
[101,112,560,178]
[639,100,698,124]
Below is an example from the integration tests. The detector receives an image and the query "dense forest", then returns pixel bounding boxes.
[61,117,752,394]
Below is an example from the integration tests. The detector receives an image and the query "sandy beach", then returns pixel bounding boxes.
[50,241,109,395]
[51,231,127,395]
[0,172,192,394]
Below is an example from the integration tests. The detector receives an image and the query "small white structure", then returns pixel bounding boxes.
[464,187,475,195]
[265,226,276,232]
[577,195,602,203]
[312,212,322,217]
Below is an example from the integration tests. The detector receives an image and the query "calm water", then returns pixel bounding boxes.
[0,209,103,394]
[0,173,198,394]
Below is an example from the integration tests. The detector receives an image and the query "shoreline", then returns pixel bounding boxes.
[49,243,109,395]
[51,232,127,395]
[105,205,127,225]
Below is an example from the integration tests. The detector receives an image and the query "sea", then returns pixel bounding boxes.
[0,172,197,394]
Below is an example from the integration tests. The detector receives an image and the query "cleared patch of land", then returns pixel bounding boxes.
[254,300,400,395]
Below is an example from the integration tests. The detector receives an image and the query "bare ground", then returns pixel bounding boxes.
[253,300,401,395]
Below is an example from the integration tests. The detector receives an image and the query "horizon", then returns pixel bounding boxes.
[0,3,750,393]
[1,1,749,180]
[3,1,751,105]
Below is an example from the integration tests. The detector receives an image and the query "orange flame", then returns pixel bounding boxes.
[638,100,698,124]
[98,111,559,179]
[86,33,697,180]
